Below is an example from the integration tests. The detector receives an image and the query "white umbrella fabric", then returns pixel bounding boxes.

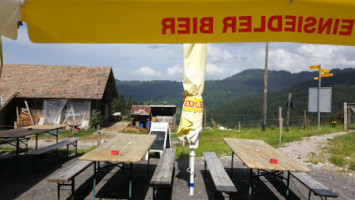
[177,43,207,195]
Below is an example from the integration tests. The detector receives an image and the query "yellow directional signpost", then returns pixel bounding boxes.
[309,65,333,129]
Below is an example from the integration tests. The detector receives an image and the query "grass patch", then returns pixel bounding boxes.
[175,125,343,158]
[325,133,355,170]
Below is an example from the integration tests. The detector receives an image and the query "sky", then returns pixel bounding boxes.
[2,24,355,81]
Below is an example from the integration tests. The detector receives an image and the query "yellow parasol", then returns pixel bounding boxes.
[178,43,207,195]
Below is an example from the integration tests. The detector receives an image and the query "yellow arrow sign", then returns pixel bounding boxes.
[322,73,333,77]
[314,73,333,80]
[321,69,330,73]
[309,65,320,70]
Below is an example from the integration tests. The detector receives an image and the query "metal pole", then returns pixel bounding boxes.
[189,148,195,196]
[238,121,240,132]
[318,65,322,130]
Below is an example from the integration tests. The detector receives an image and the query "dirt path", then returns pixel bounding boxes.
[277,131,353,176]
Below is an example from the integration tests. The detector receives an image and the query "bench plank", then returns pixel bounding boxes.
[28,137,79,156]
[48,160,93,183]
[203,152,237,193]
[150,148,176,188]
[291,172,338,198]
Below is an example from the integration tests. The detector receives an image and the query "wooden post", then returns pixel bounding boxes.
[16,106,19,124]
[286,93,292,132]
[303,110,307,129]
[348,104,351,130]
[279,107,283,145]
[204,109,207,129]
[344,102,348,131]
[262,42,269,131]
[24,100,34,125]
[238,121,241,132]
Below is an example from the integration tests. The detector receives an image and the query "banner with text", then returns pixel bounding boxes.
[21,0,355,45]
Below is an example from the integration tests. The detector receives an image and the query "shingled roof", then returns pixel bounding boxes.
[0,65,117,105]
[130,105,151,116]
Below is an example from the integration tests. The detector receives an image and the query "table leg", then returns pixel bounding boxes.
[129,163,133,199]
[286,172,290,197]
[249,169,253,196]
[36,134,38,150]
[15,138,20,176]
[93,161,97,200]
[56,129,58,143]
[231,152,234,177]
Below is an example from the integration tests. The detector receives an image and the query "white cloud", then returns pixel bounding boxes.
[167,65,182,76]
[206,63,224,75]
[269,48,305,72]
[207,45,233,63]
[134,66,161,77]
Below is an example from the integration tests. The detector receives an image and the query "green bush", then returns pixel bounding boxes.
[90,109,102,129]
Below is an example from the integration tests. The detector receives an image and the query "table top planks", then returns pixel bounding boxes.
[224,138,311,172]
[80,133,156,163]
[23,125,66,130]
[0,128,50,138]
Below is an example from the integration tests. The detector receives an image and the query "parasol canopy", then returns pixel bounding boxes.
[0,0,354,45]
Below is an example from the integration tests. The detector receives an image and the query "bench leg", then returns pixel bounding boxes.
[147,151,150,175]
[231,152,234,177]
[153,187,156,200]
[67,144,69,158]
[214,187,217,200]
[57,183,60,200]
[286,172,290,197]
[308,189,312,200]
[129,163,133,199]
[170,165,175,200]
[93,161,97,200]
[75,141,77,156]
[71,178,75,200]
[249,169,253,196]
[204,160,207,179]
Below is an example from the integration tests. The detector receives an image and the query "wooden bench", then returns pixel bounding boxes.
[203,152,238,200]
[291,172,338,200]
[48,160,93,200]
[150,148,176,200]
[0,135,32,149]
[27,137,80,172]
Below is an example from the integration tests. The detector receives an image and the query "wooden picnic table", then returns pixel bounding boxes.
[0,125,66,176]
[224,138,311,197]
[80,133,156,200]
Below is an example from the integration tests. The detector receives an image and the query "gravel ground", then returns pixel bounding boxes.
[0,132,354,200]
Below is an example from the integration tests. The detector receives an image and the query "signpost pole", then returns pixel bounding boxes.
[317,65,322,130]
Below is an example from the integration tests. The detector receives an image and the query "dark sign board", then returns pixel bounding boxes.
[150,131,170,151]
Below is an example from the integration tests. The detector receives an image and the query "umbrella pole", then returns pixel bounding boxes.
[189,148,195,196]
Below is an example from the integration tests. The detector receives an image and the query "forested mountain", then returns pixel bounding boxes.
[116,69,319,110]
[208,68,355,127]
[115,68,355,127]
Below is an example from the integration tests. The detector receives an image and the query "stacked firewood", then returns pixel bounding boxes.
[18,111,40,127]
